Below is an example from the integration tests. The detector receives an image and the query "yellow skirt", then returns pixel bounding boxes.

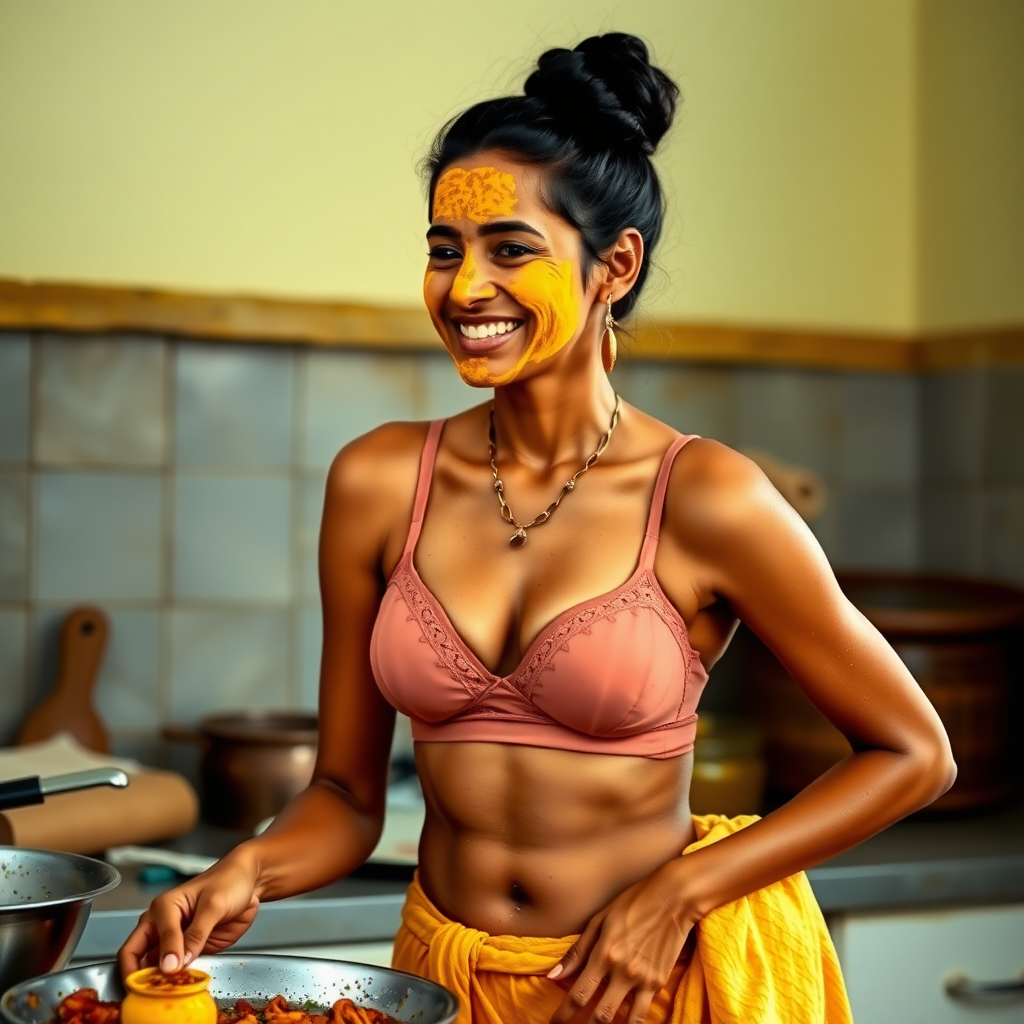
[392,815,852,1024]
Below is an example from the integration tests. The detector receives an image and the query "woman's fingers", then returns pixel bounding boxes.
[183,893,260,964]
[586,978,634,1024]
[548,913,603,981]
[117,916,157,977]
[627,989,654,1024]
[550,955,609,1024]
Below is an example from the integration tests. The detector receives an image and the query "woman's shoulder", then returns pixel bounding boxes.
[321,420,442,536]
[664,435,792,549]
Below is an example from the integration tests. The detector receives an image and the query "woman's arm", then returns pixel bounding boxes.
[550,440,954,1024]
[119,425,419,974]
[659,439,954,914]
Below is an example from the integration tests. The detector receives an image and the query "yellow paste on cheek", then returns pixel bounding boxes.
[457,258,579,387]
[433,167,518,222]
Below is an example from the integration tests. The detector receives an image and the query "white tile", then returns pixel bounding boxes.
[0,609,27,744]
[0,333,31,463]
[984,367,1024,486]
[35,333,167,466]
[619,363,737,443]
[835,486,918,570]
[173,475,292,601]
[921,369,985,486]
[169,608,290,720]
[297,475,326,601]
[0,470,29,599]
[30,606,162,732]
[296,604,322,710]
[301,350,423,469]
[735,368,842,479]
[175,343,294,467]
[919,487,983,575]
[35,472,163,600]
[984,487,1024,587]
[839,375,918,487]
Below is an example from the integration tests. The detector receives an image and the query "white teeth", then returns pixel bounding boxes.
[459,321,519,339]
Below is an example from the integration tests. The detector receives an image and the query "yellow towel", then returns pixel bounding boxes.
[392,814,852,1024]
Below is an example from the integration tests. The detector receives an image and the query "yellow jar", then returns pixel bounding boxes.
[122,967,217,1024]
[689,714,767,817]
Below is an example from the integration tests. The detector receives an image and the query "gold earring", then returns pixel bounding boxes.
[601,295,617,373]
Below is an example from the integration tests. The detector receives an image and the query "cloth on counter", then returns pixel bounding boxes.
[0,733,199,853]
[392,814,852,1024]
[0,733,142,780]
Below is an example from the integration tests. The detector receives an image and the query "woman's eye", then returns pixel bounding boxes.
[495,242,535,259]
[428,246,462,261]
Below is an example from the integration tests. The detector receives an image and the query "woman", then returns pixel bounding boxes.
[121,34,954,1024]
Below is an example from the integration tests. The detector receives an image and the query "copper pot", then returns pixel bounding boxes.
[741,572,1024,814]
[163,712,318,830]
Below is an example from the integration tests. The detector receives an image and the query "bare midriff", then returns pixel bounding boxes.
[415,742,696,938]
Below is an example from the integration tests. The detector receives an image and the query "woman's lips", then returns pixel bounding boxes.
[453,319,524,354]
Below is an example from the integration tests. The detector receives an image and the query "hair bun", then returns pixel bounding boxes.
[524,33,679,155]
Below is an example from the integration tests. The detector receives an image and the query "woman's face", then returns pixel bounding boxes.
[423,152,597,388]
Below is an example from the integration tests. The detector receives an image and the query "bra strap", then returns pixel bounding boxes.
[640,434,697,569]
[403,419,446,556]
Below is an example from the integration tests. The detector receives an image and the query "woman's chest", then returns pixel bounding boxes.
[412,475,658,676]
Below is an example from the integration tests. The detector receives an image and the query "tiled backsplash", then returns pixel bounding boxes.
[1,330,1022,763]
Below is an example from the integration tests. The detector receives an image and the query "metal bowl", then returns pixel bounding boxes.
[1,955,459,1024]
[0,848,120,997]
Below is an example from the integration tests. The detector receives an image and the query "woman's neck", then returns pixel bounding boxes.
[490,362,619,470]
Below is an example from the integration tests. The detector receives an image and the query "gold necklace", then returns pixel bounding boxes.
[488,394,622,549]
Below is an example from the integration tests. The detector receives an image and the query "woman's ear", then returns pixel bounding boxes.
[601,228,644,302]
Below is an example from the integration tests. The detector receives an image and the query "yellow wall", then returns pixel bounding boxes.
[0,1,920,331]
[917,0,1024,330]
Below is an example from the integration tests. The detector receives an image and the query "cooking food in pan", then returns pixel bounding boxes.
[56,985,397,1024]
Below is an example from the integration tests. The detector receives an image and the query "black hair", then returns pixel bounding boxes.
[425,33,680,320]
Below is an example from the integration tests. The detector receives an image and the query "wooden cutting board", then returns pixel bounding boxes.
[17,606,110,752]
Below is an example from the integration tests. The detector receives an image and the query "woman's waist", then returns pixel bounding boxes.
[416,810,696,937]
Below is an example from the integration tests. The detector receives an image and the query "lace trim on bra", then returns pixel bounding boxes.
[393,554,487,694]
[391,553,694,706]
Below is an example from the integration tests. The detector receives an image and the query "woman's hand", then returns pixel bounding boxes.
[548,859,694,1024]
[117,851,261,977]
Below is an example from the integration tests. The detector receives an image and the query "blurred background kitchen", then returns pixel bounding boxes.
[0,2,1022,1020]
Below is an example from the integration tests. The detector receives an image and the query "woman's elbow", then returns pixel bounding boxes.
[915,731,957,807]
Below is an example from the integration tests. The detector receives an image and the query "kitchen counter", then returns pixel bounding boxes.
[77,799,1024,959]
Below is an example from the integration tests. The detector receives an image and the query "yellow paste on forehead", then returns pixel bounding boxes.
[433,167,518,223]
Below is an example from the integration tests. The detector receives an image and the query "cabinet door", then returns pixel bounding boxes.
[832,904,1024,1024]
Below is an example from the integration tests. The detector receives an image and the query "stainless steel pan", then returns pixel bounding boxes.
[1,955,460,1024]
[0,848,120,997]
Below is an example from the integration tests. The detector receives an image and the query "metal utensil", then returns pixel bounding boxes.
[0,848,120,996]
[0,769,128,813]
[0,955,460,1024]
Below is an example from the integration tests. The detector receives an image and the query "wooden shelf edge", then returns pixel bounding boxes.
[1,278,1022,371]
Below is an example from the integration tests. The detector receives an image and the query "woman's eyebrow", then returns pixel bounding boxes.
[479,220,544,239]
[426,224,461,240]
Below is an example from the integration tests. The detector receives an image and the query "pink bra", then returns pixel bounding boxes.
[370,421,709,759]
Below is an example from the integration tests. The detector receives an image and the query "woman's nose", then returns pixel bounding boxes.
[450,246,497,305]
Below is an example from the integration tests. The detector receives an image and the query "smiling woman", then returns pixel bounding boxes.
[120,31,953,1024]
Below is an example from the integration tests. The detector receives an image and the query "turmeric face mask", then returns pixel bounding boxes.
[433,166,518,222]
[427,164,584,387]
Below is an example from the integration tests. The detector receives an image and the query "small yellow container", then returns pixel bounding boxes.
[690,715,767,817]
[122,967,217,1024]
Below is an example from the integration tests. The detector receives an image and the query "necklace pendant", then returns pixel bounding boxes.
[509,527,528,549]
